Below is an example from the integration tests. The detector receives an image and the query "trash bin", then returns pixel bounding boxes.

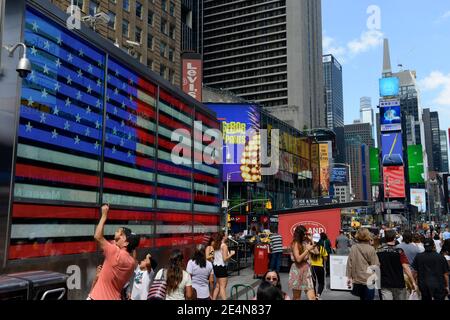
[0,276,29,300]
[7,271,68,300]
[253,244,269,278]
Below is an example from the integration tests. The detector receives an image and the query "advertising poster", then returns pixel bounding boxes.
[381,133,403,166]
[380,99,401,132]
[330,167,347,184]
[379,77,400,97]
[330,255,351,291]
[278,208,341,248]
[370,147,381,185]
[407,145,425,184]
[383,166,406,198]
[319,143,330,196]
[410,188,426,213]
[207,104,261,182]
[182,53,203,102]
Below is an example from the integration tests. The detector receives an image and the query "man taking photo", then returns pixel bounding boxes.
[88,204,140,300]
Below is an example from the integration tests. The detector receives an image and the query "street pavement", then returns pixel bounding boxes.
[226,266,364,300]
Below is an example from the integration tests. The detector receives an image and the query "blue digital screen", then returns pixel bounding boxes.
[379,77,400,97]
[380,105,401,132]
[330,167,347,184]
[381,133,404,166]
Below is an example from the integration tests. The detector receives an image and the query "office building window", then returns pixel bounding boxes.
[89,0,99,15]
[169,2,175,16]
[108,11,116,29]
[148,10,154,26]
[161,19,167,35]
[160,42,166,57]
[169,69,175,84]
[168,47,174,62]
[136,1,143,19]
[75,0,84,10]
[122,19,129,37]
[162,0,167,12]
[147,34,153,50]
[169,24,175,39]
[160,64,167,78]
[147,59,153,70]
[135,27,142,43]
[123,0,129,11]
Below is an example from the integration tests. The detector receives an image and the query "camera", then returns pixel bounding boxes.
[16,57,32,78]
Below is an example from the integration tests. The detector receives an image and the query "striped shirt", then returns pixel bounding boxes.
[269,233,283,253]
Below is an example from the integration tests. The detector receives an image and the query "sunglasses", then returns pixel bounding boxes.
[265,277,278,281]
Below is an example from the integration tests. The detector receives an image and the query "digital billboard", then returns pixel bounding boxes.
[319,143,330,196]
[381,133,403,166]
[207,104,261,182]
[407,145,425,184]
[379,77,400,97]
[383,166,406,198]
[330,167,347,184]
[369,147,381,185]
[380,99,401,132]
[410,188,426,213]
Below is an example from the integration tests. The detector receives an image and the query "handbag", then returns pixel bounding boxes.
[147,269,167,300]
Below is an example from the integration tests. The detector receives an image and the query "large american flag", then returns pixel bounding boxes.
[9,7,219,260]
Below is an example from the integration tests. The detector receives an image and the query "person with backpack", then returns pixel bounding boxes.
[318,232,333,274]
[376,229,417,300]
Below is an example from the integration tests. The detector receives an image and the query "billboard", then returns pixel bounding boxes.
[182,53,202,101]
[407,145,425,184]
[278,208,341,248]
[380,99,401,132]
[207,104,261,182]
[379,77,400,97]
[330,167,348,184]
[319,143,330,195]
[383,166,406,198]
[381,133,403,166]
[410,188,426,213]
[369,147,381,185]
[361,145,368,200]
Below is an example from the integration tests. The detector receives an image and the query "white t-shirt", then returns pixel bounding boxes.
[131,267,152,300]
[186,260,213,299]
[155,269,192,300]
[213,244,226,266]
[434,239,442,253]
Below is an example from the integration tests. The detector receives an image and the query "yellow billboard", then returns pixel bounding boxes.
[319,143,330,196]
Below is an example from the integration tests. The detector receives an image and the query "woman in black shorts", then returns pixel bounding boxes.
[212,232,235,300]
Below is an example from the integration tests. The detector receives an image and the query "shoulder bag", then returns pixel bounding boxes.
[147,269,167,300]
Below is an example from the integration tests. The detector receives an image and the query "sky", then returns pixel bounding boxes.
[322,0,450,139]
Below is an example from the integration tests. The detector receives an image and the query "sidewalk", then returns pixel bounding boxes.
[226,266,362,300]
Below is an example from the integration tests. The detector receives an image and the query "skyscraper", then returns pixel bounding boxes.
[202,0,325,130]
[423,109,442,172]
[344,123,374,201]
[323,54,345,162]
[440,130,449,173]
[360,96,374,143]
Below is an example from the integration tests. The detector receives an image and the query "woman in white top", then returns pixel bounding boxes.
[212,232,235,300]
[187,244,214,300]
[155,249,193,300]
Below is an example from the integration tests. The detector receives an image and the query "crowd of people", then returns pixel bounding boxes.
[87,204,449,300]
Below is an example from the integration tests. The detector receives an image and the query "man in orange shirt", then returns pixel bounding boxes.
[88,204,140,300]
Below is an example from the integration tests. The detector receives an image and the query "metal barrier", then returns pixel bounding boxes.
[227,238,252,275]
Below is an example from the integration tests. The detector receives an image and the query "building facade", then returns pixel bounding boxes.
[440,130,449,173]
[51,0,186,86]
[344,123,374,201]
[202,0,325,130]
[0,0,220,298]
[323,54,345,163]
[423,108,443,172]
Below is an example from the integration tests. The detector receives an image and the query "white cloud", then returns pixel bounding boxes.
[347,30,384,56]
[322,30,383,64]
[435,11,450,23]
[419,71,450,106]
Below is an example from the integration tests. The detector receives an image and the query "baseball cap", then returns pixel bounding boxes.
[423,238,435,251]
[312,233,321,243]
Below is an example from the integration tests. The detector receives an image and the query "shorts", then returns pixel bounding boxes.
[213,265,228,278]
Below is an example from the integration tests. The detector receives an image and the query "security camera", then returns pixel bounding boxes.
[125,40,141,47]
[3,43,32,78]
[16,57,32,78]
[94,12,110,24]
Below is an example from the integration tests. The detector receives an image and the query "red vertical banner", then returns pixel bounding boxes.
[182,53,203,102]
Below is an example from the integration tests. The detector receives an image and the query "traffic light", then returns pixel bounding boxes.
[245,205,249,212]
[265,201,272,210]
